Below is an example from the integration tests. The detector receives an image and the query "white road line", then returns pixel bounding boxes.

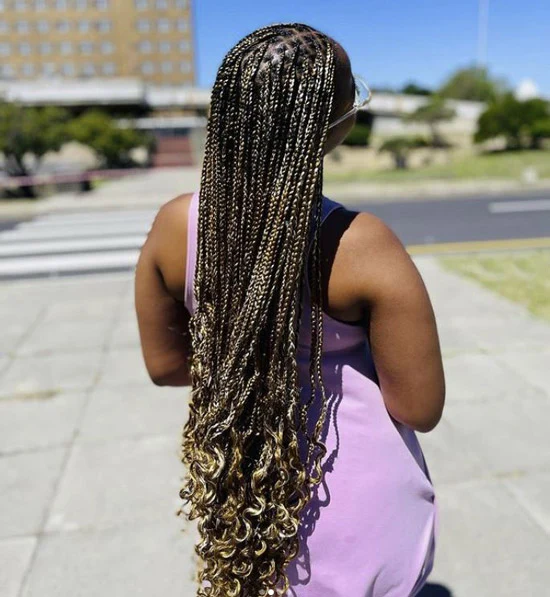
[23,212,157,227]
[0,250,140,275]
[37,209,158,222]
[489,199,550,214]
[0,222,152,241]
[0,235,146,257]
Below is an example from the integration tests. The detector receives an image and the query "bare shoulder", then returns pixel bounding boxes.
[337,209,423,306]
[145,191,195,302]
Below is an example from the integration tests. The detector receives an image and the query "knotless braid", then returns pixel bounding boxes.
[177,23,336,596]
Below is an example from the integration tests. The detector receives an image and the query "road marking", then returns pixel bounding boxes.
[407,237,550,255]
[489,199,550,213]
[0,235,146,257]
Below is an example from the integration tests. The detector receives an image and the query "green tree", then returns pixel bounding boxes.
[439,66,507,103]
[0,102,70,176]
[401,82,432,96]
[531,118,550,149]
[68,109,152,169]
[342,123,371,147]
[474,94,549,149]
[405,96,456,147]
[378,136,428,170]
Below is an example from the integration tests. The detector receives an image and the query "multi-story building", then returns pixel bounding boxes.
[0,0,195,85]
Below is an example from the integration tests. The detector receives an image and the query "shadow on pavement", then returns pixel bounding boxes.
[417,582,454,596]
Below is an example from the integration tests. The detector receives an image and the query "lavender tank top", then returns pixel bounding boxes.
[184,191,439,597]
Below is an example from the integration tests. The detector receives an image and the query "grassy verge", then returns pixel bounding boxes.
[324,149,550,183]
[439,250,550,323]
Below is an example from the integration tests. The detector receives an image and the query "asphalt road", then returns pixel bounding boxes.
[344,191,550,247]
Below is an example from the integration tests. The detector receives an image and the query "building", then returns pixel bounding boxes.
[0,0,195,86]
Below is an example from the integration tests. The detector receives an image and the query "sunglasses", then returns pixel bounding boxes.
[328,73,372,130]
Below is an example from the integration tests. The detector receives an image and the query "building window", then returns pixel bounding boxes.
[62,62,75,76]
[82,62,95,76]
[100,40,114,54]
[160,61,172,73]
[136,19,150,32]
[37,20,50,33]
[39,42,52,55]
[95,0,108,10]
[157,18,170,32]
[14,1,28,12]
[1,64,15,77]
[138,40,152,53]
[0,21,8,34]
[135,0,148,10]
[156,0,168,9]
[75,0,88,10]
[43,62,57,76]
[102,62,115,75]
[97,19,111,33]
[60,41,73,54]
[55,0,68,9]
[0,42,10,56]
[78,20,91,33]
[141,61,154,74]
[180,60,191,73]
[80,41,93,54]
[175,0,187,8]
[159,40,170,53]
[16,21,30,34]
[178,39,190,52]
[57,20,70,32]
[176,19,187,32]
[18,42,31,55]
[35,0,47,11]
[22,62,35,76]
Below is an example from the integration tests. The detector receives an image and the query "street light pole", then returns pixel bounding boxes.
[477,0,490,67]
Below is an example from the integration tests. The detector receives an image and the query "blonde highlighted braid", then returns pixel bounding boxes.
[177,23,336,596]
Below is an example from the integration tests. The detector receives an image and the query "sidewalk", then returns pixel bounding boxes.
[1,255,549,597]
[2,165,550,220]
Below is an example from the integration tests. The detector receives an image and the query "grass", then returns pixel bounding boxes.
[439,250,550,323]
[324,149,550,183]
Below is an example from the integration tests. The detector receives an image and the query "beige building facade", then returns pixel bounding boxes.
[0,0,195,85]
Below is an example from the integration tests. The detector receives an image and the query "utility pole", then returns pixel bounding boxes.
[477,0,490,67]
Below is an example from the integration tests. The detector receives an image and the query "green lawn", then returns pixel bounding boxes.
[324,149,550,183]
[439,250,550,322]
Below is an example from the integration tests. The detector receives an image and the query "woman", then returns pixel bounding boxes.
[135,23,445,597]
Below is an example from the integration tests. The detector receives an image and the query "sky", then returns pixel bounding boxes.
[192,0,550,97]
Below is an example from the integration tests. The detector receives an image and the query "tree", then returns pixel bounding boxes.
[405,96,456,147]
[0,102,70,178]
[401,82,432,96]
[439,66,507,103]
[474,94,550,149]
[68,109,152,169]
[378,136,428,170]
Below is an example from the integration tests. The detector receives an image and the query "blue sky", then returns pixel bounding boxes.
[192,0,550,96]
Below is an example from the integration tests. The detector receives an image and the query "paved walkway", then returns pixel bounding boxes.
[1,173,549,596]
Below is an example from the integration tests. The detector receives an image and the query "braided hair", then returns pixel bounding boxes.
[177,23,337,596]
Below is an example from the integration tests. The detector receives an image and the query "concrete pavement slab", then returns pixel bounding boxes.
[78,385,187,443]
[0,536,37,597]
[0,350,103,399]
[0,392,86,454]
[0,447,67,539]
[443,396,550,477]
[41,296,121,323]
[107,316,142,350]
[504,471,550,536]
[20,521,197,597]
[46,435,183,533]
[442,352,545,403]
[428,479,550,597]
[494,348,550,396]
[94,347,154,389]
[15,319,112,356]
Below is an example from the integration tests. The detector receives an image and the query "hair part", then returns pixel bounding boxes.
[177,22,336,596]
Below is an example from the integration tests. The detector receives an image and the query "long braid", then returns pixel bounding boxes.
[178,23,336,596]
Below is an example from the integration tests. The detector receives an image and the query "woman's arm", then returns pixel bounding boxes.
[134,195,193,386]
[345,212,445,432]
